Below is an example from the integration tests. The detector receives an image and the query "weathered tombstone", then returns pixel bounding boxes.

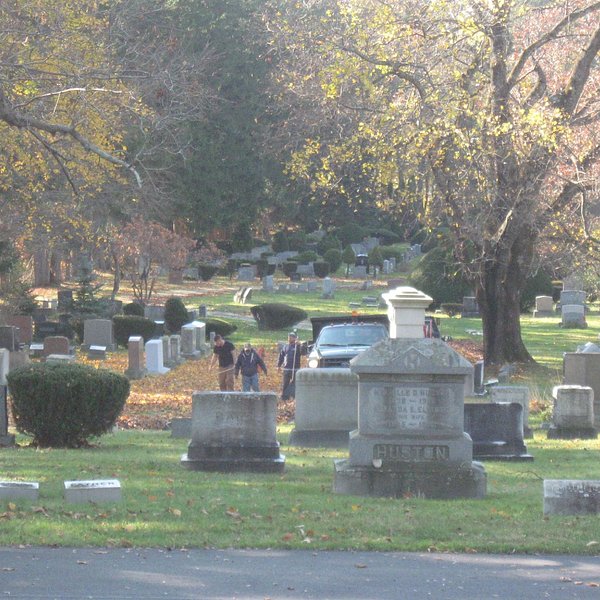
[241,287,253,304]
[544,480,600,516]
[181,391,285,472]
[262,275,274,293]
[170,417,192,439]
[561,304,586,328]
[473,360,485,395]
[28,342,44,358]
[6,316,34,345]
[334,286,486,499]
[125,336,146,380]
[0,481,39,500]
[64,479,122,504]
[296,263,314,277]
[144,305,165,322]
[461,296,480,318]
[560,289,586,306]
[382,259,391,275]
[321,277,335,300]
[490,386,532,437]
[57,289,74,312]
[87,345,107,360]
[237,264,255,281]
[562,274,584,291]
[548,385,597,439]
[161,336,172,367]
[43,336,70,357]
[169,335,182,365]
[145,339,170,375]
[289,368,359,447]
[83,319,116,351]
[533,296,554,318]
[353,265,368,278]
[0,351,14,447]
[198,305,207,318]
[233,287,246,303]
[563,352,600,428]
[181,324,201,359]
[463,403,533,460]
[0,326,18,351]
[190,321,208,355]
[45,354,76,364]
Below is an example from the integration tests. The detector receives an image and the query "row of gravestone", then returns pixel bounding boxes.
[0,479,121,503]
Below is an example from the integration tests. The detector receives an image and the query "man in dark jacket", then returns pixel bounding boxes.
[277,332,305,400]
[210,334,236,391]
[235,342,268,392]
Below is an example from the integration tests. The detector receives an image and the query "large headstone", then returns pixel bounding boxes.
[125,336,146,380]
[533,296,554,318]
[181,392,285,472]
[83,319,116,351]
[0,326,18,352]
[145,339,170,375]
[563,352,600,428]
[169,335,182,365]
[43,336,70,357]
[6,316,34,345]
[190,321,209,355]
[461,296,480,318]
[237,264,255,281]
[561,304,586,328]
[560,289,586,306]
[57,289,74,312]
[334,337,486,499]
[489,386,532,438]
[289,368,359,447]
[544,480,600,516]
[548,385,597,439]
[181,325,200,359]
[161,335,172,367]
[263,275,274,293]
[463,403,533,460]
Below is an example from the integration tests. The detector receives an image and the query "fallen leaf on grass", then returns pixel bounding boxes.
[282,533,294,541]
[225,508,241,519]
[169,508,182,517]
[7,503,16,511]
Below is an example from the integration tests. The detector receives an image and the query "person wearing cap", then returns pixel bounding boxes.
[210,334,236,391]
[235,342,268,392]
[277,331,305,400]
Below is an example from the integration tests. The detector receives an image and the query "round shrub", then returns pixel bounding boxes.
[112,315,158,347]
[204,317,237,339]
[123,302,144,316]
[282,261,298,278]
[164,297,190,333]
[297,250,319,263]
[198,264,219,281]
[323,248,342,273]
[250,303,308,330]
[8,363,129,448]
[256,259,276,279]
[313,261,331,278]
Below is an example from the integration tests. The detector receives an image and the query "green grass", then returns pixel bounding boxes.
[1,428,599,552]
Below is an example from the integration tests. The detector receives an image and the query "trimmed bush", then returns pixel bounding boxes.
[112,315,158,347]
[164,296,190,333]
[250,303,307,330]
[323,248,342,273]
[297,250,319,263]
[198,264,219,281]
[204,317,237,339]
[282,261,298,278]
[123,302,144,316]
[8,362,129,448]
[313,261,331,278]
[440,303,462,317]
[256,259,276,279]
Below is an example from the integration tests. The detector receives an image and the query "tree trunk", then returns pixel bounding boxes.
[476,235,535,365]
[33,248,51,286]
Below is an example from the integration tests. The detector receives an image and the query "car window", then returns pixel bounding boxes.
[318,325,387,347]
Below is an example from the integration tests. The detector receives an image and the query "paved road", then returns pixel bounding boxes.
[1,547,599,599]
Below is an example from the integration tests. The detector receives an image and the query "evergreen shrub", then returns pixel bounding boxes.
[282,261,298,278]
[313,261,331,278]
[297,250,319,263]
[323,248,342,273]
[123,302,144,316]
[250,303,307,330]
[198,264,219,281]
[112,315,157,347]
[8,363,129,448]
[164,297,190,333]
[204,318,237,338]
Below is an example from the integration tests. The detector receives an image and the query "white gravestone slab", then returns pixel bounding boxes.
[544,480,600,515]
[145,339,170,375]
[0,481,39,500]
[0,348,9,386]
[64,479,121,504]
[561,304,586,328]
[533,296,554,318]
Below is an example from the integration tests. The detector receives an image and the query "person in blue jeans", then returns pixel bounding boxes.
[234,342,268,392]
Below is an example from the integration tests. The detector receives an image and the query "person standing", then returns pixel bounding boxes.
[235,342,268,392]
[277,332,304,400]
[210,334,235,391]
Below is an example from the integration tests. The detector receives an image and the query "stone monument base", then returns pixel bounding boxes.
[181,442,285,473]
[289,428,350,448]
[547,426,597,440]
[333,459,486,499]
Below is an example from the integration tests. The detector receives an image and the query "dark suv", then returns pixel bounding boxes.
[307,314,440,368]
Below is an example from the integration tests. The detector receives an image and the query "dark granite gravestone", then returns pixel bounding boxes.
[181,392,285,473]
[463,403,533,461]
[35,321,68,341]
[0,326,18,351]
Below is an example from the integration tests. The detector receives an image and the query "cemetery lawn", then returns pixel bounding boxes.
[1,429,600,553]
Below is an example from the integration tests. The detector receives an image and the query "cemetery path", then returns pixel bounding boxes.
[0,546,597,599]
